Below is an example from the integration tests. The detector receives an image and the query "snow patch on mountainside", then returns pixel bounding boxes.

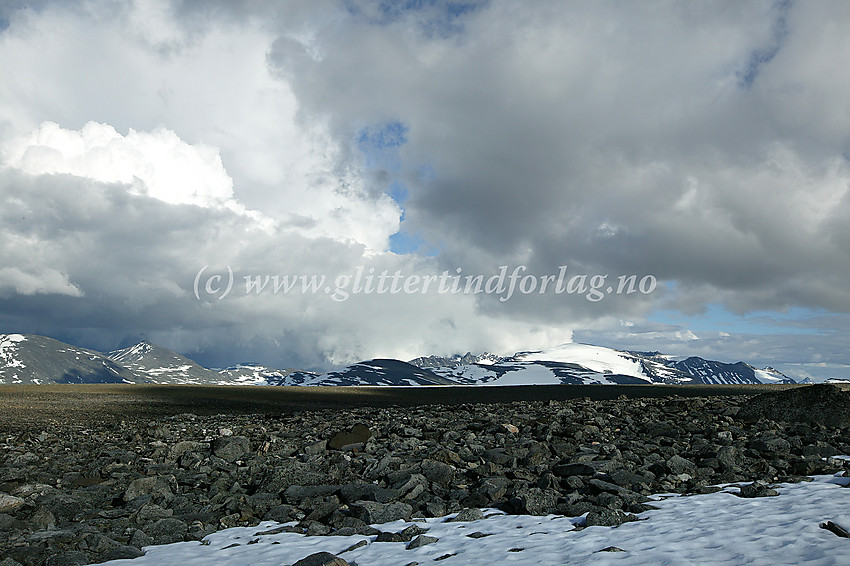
[0,334,27,373]
[521,343,646,377]
[753,367,794,384]
[216,364,297,386]
[107,341,223,384]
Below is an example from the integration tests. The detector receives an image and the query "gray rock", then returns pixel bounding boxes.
[350,501,412,524]
[375,531,407,542]
[304,440,328,455]
[124,476,175,502]
[80,533,120,554]
[340,539,368,553]
[749,436,792,457]
[420,460,455,485]
[585,508,639,527]
[447,508,484,522]
[597,546,627,552]
[666,455,698,475]
[264,504,301,523]
[510,488,559,515]
[716,446,738,470]
[211,436,251,462]
[481,449,512,466]
[340,482,400,504]
[169,441,209,459]
[738,384,850,428]
[407,534,439,549]
[132,503,173,523]
[607,469,652,491]
[328,424,372,451]
[293,551,350,566]
[283,484,340,505]
[738,481,779,498]
[552,462,595,477]
[29,506,56,530]
[101,545,146,560]
[129,528,154,548]
[145,517,188,544]
[44,552,89,566]
[474,476,511,503]
[0,494,25,514]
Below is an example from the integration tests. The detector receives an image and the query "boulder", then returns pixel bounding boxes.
[328,425,372,451]
[211,436,251,462]
[738,384,850,427]
[292,552,350,566]
[350,501,412,524]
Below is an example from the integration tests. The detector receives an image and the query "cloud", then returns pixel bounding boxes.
[0,0,849,372]
[258,0,850,321]
[0,122,574,368]
[0,266,83,297]
[3,121,239,209]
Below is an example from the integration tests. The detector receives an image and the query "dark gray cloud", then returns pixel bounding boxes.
[264,0,850,316]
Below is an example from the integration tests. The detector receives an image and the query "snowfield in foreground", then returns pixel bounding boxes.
[99,471,850,566]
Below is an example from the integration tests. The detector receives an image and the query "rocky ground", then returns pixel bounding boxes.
[1,384,849,566]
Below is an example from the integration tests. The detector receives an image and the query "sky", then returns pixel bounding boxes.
[0,0,849,379]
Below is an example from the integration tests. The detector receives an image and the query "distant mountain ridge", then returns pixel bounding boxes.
[107,341,224,384]
[0,334,143,384]
[411,344,795,386]
[417,343,698,386]
[0,333,800,386]
[670,357,795,385]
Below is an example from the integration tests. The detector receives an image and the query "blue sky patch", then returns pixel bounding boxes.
[738,0,791,88]
[650,303,824,336]
[355,120,439,255]
[344,0,488,37]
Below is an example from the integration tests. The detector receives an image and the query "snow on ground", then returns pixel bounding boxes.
[98,471,850,566]
[522,343,646,378]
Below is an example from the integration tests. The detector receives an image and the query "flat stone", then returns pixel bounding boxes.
[0,494,25,514]
[211,436,251,462]
[328,425,372,451]
[124,476,174,502]
[447,508,484,522]
[169,441,209,459]
[145,517,188,544]
[350,501,412,525]
[584,508,639,527]
[407,535,439,549]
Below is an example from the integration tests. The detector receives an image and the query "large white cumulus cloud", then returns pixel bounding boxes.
[3,121,238,209]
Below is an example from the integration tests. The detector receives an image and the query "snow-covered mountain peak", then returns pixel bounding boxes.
[519,343,645,376]
[106,341,222,384]
[0,334,142,384]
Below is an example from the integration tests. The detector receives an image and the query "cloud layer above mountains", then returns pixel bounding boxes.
[1,1,849,374]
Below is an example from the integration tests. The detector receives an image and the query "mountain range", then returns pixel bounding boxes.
[0,333,803,387]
